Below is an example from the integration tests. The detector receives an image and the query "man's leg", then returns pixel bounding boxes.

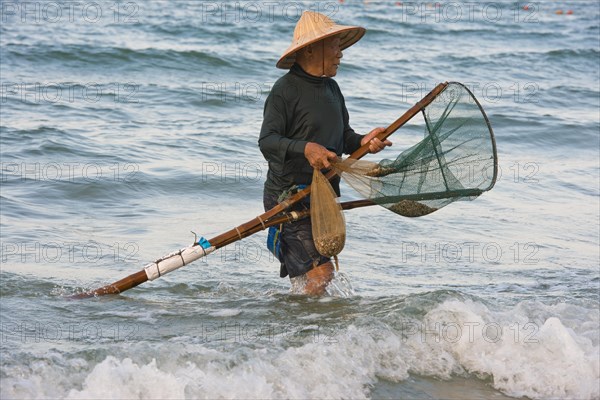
[303,261,334,295]
[264,192,334,295]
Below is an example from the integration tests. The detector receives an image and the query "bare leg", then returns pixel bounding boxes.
[303,261,334,296]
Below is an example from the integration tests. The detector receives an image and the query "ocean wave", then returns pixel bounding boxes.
[1,283,598,400]
[1,295,597,399]
[545,48,600,59]
[3,44,232,70]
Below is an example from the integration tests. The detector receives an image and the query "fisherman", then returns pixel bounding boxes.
[259,11,391,295]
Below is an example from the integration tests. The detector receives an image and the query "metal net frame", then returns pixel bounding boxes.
[333,82,498,217]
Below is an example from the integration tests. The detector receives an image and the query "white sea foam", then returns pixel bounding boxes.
[403,299,600,399]
[67,358,184,400]
[2,300,598,400]
[57,326,408,400]
[208,308,241,317]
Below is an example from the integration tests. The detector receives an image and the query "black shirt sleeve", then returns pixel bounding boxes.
[336,84,365,154]
[258,89,307,173]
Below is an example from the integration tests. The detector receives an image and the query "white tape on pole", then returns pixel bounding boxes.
[144,245,216,281]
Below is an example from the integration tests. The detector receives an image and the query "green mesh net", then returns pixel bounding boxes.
[333,82,498,217]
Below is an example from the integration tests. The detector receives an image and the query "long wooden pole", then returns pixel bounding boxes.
[74,83,448,298]
[70,199,375,299]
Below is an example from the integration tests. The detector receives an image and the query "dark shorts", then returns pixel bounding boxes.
[264,193,330,279]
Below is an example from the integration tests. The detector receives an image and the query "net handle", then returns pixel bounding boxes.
[76,82,449,298]
[345,82,449,162]
[230,81,450,222]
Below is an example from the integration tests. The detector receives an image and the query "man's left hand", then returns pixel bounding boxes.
[361,127,392,154]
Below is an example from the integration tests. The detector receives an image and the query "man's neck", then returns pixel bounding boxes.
[296,60,324,77]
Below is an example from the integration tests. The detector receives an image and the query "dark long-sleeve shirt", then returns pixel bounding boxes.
[259,63,364,197]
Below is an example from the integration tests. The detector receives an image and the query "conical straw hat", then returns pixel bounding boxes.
[276,11,366,69]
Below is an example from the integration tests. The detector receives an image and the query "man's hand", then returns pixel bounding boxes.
[304,142,337,169]
[361,127,392,154]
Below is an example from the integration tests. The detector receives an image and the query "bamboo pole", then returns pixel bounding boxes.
[70,199,375,299]
[73,83,449,299]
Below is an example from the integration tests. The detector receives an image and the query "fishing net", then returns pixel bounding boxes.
[310,168,346,257]
[332,82,497,217]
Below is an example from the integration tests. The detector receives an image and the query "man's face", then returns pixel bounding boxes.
[321,35,343,77]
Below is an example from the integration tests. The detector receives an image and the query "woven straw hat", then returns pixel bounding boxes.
[276,11,366,69]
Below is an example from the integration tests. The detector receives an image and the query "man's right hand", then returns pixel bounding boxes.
[304,142,338,169]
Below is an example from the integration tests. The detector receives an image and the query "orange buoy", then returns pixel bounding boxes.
[566,10,574,15]
[555,10,564,15]
[523,5,530,11]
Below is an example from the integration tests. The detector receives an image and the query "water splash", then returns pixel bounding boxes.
[288,272,355,297]
[326,272,355,298]
[289,275,308,295]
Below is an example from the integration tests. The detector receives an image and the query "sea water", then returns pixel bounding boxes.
[1,1,599,399]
